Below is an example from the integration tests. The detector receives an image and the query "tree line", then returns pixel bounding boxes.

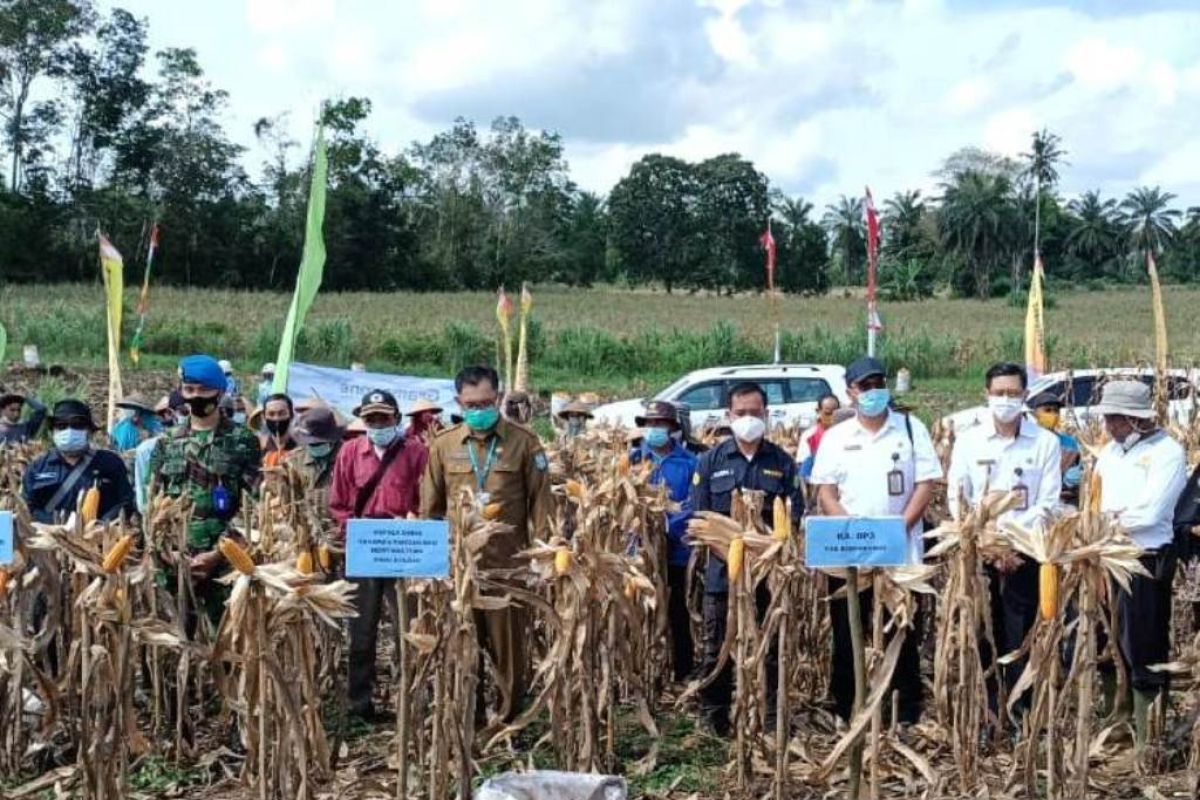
[0,1,1198,299]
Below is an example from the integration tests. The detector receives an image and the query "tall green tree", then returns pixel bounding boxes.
[937,170,1018,299]
[821,195,864,285]
[1065,190,1122,278]
[608,153,698,293]
[1119,185,1181,260]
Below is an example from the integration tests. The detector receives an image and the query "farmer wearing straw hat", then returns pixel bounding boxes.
[421,364,553,722]
[150,355,262,629]
[1093,380,1188,748]
[405,398,444,441]
[24,398,134,525]
[0,386,46,445]
[111,392,162,452]
[556,399,593,440]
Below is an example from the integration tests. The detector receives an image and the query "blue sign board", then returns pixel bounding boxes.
[0,511,12,566]
[804,516,910,568]
[346,518,451,579]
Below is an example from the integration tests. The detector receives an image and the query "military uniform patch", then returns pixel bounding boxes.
[534,452,548,471]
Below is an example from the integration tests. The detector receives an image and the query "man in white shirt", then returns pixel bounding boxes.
[946,362,1062,711]
[811,357,943,723]
[1094,380,1187,748]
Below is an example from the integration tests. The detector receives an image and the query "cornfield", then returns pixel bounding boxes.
[3,409,1200,800]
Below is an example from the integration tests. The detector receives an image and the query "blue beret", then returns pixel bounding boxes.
[179,355,227,392]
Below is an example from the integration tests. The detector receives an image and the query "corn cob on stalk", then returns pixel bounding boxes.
[727,536,745,584]
[1039,562,1058,620]
[101,534,134,573]
[772,497,789,541]
[219,536,257,575]
[554,547,572,575]
[317,543,333,571]
[296,549,314,575]
[81,482,101,524]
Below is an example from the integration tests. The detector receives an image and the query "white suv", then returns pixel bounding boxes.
[591,364,850,431]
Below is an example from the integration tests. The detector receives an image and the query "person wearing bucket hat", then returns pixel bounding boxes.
[405,398,444,441]
[111,392,162,452]
[1093,380,1188,748]
[149,355,262,632]
[811,357,942,725]
[329,388,429,723]
[0,385,46,445]
[23,399,134,525]
[289,406,346,492]
[629,400,699,681]
[556,400,593,440]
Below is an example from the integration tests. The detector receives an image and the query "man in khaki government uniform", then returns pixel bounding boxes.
[421,364,553,720]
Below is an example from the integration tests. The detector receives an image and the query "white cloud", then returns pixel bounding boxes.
[245,0,334,33]
[1064,36,1144,92]
[944,77,990,115]
[983,108,1037,157]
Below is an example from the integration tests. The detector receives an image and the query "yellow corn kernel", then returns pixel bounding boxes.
[1039,562,1058,621]
[554,548,572,576]
[219,537,257,576]
[296,549,314,575]
[727,537,745,584]
[317,544,333,571]
[564,480,586,500]
[101,534,134,574]
[482,502,503,520]
[81,484,101,525]
[772,497,789,541]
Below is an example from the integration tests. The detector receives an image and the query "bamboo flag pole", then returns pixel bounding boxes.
[846,566,867,800]
[99,234,125,431]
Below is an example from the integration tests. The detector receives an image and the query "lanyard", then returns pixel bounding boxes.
[467,436,499,492]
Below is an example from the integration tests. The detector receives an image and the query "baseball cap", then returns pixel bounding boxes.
[354,389,399,418]
[845,357,886,386]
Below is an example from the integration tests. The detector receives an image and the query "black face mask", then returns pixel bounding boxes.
[266,418,291,437]
[186,396,218,418]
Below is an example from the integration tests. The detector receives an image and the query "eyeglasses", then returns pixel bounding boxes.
[51,420,91,431]
[460,399,497,411]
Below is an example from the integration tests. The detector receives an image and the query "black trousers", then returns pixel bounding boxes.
[829,576,924,723]
[699,585,776,727]
[981,558,1039,709]
[1116,548,1176,693]
[667,564,695,682]
[347,577,397,716]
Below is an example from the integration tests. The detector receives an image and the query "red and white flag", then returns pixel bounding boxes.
[864,187,883,332]
[760,222,777,291]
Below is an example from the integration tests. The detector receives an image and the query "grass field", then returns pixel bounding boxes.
[2,282,1193,412]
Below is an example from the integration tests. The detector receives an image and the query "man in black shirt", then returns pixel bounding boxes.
[23,399,135,524]
[692,381,804,735]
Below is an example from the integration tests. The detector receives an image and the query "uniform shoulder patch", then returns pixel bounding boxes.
[533,451,548,472]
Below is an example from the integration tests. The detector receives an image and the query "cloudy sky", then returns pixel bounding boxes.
[104,0,1200,207]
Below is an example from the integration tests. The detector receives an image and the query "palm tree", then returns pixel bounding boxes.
[773,194,814,230]
[1119,186,1182,258]
[1021,128,1067,270]
[937,170,1019,299]
[1065,190,1121,275]
[882,190,925,260]
[821,195,865,285]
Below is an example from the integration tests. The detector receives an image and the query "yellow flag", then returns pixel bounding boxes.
[1147,251,1168,375]
[99,234,124,430]
[1024,254,1047,379]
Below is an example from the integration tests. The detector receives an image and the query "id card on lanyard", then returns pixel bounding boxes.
[468,436,499,505]
[887,452,906,497]
[1011,467,1028,512]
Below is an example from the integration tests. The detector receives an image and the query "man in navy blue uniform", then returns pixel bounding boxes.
[692,382,804,735]
[629,400,699,681]
[23,399,135,524]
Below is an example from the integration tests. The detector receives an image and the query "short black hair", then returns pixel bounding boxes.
[817,393,841,409]
[728,381,767,408]
[985,362,1027,390]
[456,365,500,394]
[264,393,294,414]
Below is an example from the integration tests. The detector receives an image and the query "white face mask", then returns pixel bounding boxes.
[730,415,766,444]
[987,396,1024,424]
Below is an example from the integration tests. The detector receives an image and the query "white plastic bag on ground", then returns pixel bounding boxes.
[476,770,626,800]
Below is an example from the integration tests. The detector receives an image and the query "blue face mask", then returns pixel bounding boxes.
[857,388,891,418]
[53,428,89,453]
[643,427,671,449]
[231,412,247,426]
[367,425,399,448]
[464,407,500,432]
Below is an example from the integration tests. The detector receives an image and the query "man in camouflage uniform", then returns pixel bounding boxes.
[150,355,261,630]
